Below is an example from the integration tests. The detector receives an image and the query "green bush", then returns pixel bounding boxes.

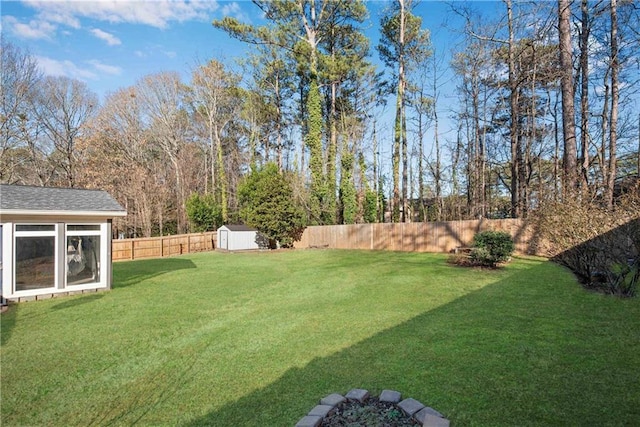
[238,163,306,248]
[471,230,515,267]
[186,193,223,232]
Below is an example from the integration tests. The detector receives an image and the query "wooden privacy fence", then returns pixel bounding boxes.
[112,232,217,261]
[111,219,537,261]
[293,219,537,255]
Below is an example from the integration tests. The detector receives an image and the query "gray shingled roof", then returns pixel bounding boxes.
[0,184,126,213]
[222,224,258,232]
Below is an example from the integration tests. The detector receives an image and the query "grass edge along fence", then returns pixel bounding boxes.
[112,232,217,261]
[294,219,536,255]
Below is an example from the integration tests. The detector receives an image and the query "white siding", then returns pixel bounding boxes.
[217,226,263,251]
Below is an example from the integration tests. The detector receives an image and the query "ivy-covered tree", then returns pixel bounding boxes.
[214,0,371,226]
[305,78,325,224]
[321,0,369,224]
[238,163,306,248]
[339,149,357,223]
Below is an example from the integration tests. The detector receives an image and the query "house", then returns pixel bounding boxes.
[1,184,126,302]
[217,225,267,251]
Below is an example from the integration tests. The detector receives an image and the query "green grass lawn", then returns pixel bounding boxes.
[1,250,639,426]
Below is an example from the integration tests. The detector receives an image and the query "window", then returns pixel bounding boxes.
[66,225,102,286]
[67,225,100,231]
[10,222,108,294]
[15,224,56,291]
[16,225,55,232]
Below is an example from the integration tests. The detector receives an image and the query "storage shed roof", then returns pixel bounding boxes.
[220,224,258,232]
[0,184,126,216]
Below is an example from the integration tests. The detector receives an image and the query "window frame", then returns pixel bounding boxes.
[13,223,59,293]
[65,223,106,288]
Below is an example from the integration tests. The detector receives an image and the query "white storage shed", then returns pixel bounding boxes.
[217,225,267,251]
[1,184,126,302]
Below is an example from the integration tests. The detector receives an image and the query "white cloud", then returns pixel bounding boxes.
[39,9,81,29]
[90,28,121,46]
[165,51,177,59]
[35,55,97,80]
[87,59,123,75]
[22,0,220,29]
[2,15,56,40]
[220,2,251,23]
[134,50,147,58]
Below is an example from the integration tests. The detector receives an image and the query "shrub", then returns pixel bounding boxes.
[470,230,515,267]
[186,193,223,232]
[532,185,640,297]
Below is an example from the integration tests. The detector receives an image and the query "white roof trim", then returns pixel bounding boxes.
[0,209,127,217]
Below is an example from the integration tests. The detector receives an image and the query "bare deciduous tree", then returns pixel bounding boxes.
[190,60,242,222]
[0,40,42,184]
[136,72,190,233]
[34,76,98,187]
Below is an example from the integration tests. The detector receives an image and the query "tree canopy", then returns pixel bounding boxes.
[2,0,638,239]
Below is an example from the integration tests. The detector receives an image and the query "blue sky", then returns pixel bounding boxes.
[1,0,502,101]
[2,0,253,97]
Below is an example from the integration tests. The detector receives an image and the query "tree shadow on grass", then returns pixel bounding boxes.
[112,257,198,289]
[183,259,639,427]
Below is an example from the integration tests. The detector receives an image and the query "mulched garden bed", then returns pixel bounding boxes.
[320,396,420,427]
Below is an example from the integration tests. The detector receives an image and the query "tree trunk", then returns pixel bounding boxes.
[372,121,380,222]
[558,0,578,196]
[552,87,561,201]
[579,0,591,193]
[600,73,610,191]
[417,99,426,222]
[433,99,443,221]
[214,127,228,223]
[606,0,618,209]
[452,124,462,220]
[472,70,480,219]
[392,0,406,223]
[392,93,401,222]
[209,116,216,195]
[507,0,521,217]
[327,79,338,223]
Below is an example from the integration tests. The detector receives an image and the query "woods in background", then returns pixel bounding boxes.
[1,0,638,238]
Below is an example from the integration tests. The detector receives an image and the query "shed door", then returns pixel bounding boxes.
[220,230,229,250]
